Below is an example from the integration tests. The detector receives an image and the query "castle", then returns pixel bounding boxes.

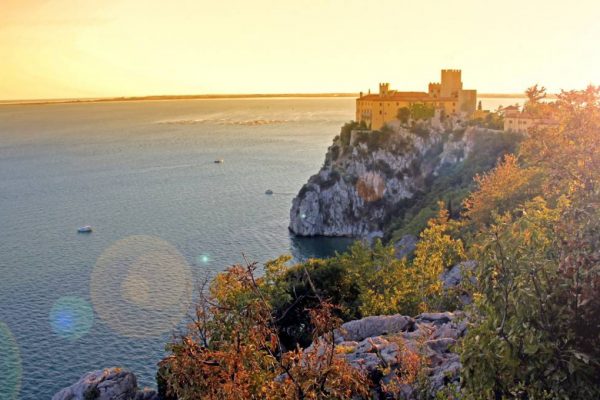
[356,69,477,130]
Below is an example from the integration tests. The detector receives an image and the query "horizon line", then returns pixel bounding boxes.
[0,92,533,106]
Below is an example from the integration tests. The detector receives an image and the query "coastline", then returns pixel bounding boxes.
[0,92,544,107]
[0,93,358,106]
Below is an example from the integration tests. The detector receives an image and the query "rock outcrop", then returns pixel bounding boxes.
[332,312,466,398]
[393,234,418,259]
[52,368,158,400]
[289,124,483,237]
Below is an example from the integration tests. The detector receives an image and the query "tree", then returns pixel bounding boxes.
[525,84,547,104]
[524,84,548,115]
[397,107,410,124]
[159,261,370,400]
[461,198,598,399]
[461,86,600,399]
[411,205,465,311]
[409,102,435,121]
[463,154,542,230]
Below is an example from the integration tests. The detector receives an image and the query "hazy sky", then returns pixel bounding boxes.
[1,0,599,100]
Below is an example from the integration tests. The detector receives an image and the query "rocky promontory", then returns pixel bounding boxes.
[289,122,491,238]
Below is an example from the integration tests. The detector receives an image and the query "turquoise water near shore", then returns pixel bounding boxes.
[0,97,520,399]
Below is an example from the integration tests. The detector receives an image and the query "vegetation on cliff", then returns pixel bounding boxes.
[159,86,600,399]
[291,107,522,239]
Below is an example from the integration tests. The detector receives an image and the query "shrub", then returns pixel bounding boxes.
[160,261,369,400]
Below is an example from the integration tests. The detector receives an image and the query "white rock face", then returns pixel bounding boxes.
[52,368,158,400]
[289,126,483,237]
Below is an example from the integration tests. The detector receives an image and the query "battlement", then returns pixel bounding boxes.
[441,69,462,73]
[379,83,390,96]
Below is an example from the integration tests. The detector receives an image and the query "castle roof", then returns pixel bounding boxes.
[506,112,559,124]
[357,92,456,102]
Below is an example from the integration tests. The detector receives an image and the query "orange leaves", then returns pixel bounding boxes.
[464,154,542,229]
[160,261,371,400]
[380,336,426,397]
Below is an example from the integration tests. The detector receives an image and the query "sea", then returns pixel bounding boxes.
[0,96,521,399]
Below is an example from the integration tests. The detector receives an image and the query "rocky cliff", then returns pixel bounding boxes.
[289,123,487,238]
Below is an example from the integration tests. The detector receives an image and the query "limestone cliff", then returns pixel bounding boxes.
[289,124,488,238]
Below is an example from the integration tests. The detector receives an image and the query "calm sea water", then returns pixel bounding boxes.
[0,97,519,399]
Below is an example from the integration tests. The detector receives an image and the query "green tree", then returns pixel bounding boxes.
[409,102,435,121]
[397,107,410,124]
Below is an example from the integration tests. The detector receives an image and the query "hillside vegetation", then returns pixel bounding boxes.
[159,86,600,399]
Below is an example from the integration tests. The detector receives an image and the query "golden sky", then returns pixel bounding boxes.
[1,0,599,100]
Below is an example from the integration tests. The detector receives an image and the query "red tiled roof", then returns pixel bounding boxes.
[357,92,456,102]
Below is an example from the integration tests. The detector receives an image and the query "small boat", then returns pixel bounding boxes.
[77,225,92,233]
[214,159,224,164]
[265,189,274,195]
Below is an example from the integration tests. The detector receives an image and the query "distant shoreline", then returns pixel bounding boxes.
[0,92,543,106]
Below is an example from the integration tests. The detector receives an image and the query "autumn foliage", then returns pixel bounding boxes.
[159,85,600,399]
[159,262,370,400]
[460,86,600,398]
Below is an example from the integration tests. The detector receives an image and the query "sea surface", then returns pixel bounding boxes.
[0,96,520,399]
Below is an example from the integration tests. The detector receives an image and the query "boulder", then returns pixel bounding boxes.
[338,314,414,342]
[329,312,466,398]
[440,260,476,289]
[394,234,418,259]
[52,368,158,400]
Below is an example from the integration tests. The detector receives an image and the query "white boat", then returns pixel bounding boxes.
[214,159,224,164]
[77,225,92,233]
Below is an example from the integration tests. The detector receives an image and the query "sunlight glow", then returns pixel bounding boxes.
[1,0,599,100]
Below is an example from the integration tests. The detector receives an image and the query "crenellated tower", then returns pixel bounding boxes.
[379,83,390,96]
[440,69,463,98]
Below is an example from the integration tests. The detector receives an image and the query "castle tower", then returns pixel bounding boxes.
[379,83,390,96]
[440,69,463,98]
[428,82,441,98]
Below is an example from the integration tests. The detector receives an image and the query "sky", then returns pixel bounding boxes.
[1,0,599,100]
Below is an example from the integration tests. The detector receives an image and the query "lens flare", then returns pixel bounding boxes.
[0,322,22,400]
[90,235,192,338]
[196,254,211,265]
[356,172,386,202]
[49,296,94,340]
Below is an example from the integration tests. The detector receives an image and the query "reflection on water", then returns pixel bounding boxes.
[290,235,356,262]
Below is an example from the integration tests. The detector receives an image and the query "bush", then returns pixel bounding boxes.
[160,261,369,400]
[340,121,358,147]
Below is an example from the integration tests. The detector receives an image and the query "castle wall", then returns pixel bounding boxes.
[458,89,477,115]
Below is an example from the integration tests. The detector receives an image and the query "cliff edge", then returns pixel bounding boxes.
[289,122,499,238]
